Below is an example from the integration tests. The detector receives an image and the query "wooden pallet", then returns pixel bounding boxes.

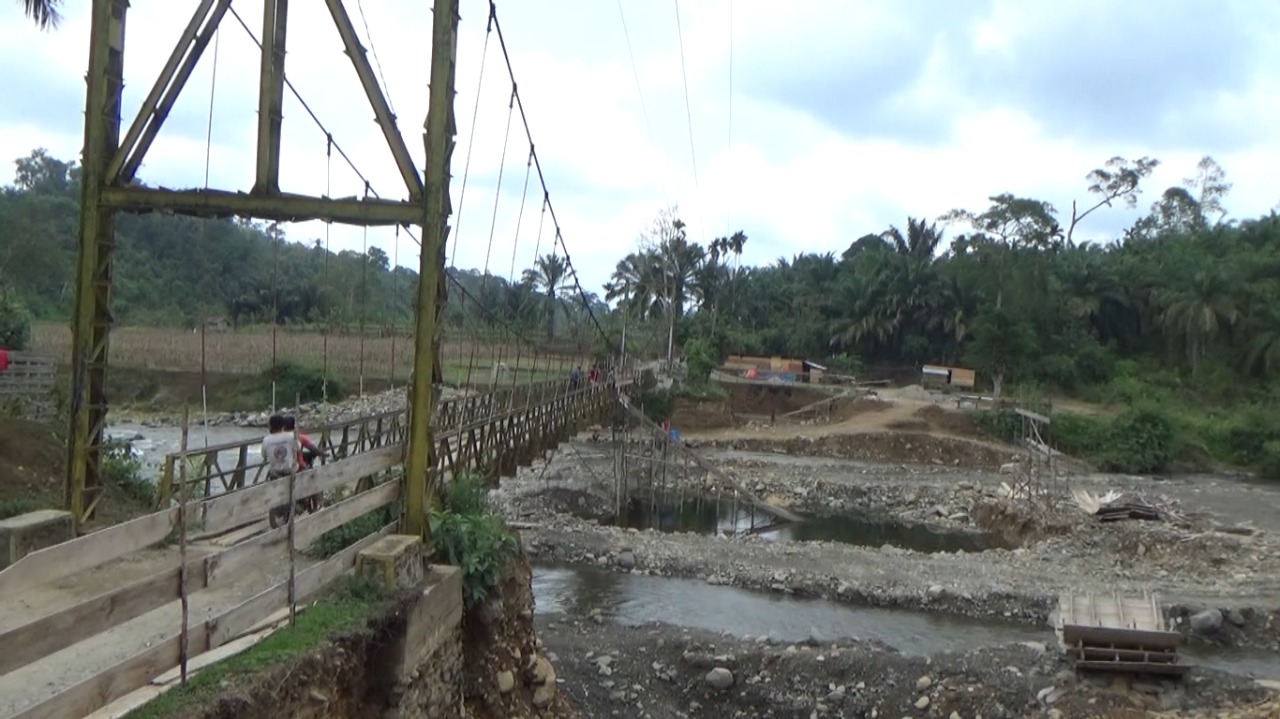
[1056,591,1189,676]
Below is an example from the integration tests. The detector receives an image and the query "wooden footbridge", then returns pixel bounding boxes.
[0,377,621,719]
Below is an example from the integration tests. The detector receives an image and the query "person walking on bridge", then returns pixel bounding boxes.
[261,413,298,481]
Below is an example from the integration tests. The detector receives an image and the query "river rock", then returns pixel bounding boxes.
[532,681,556,709]
[916,695,930,709]
[705,667,734,690]
[916,675,933,691]
[530,657,557,708]
[617,550,636,570]
[1190,608,1223,634]
[496,670,515,694]
[1226,609,1247,627]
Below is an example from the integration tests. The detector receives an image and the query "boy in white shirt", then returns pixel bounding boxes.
[261,413,298,480]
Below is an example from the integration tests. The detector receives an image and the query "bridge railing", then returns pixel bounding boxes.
[156,375,627,523]
[154,375,605,506]
[0,451,403,719]
[0,373,626,719]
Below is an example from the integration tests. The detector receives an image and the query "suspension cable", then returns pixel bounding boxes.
[321,135,333,410]
[198,21,221,452]
[448,9,495,267]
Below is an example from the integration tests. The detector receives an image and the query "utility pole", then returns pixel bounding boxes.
[403,0,459,540]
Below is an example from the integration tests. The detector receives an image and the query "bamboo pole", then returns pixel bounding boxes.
[177,406,191,684]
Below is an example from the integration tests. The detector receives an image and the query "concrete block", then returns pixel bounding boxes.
[0,509,74,569]
[397,565,463,680]
[355,534,424,590]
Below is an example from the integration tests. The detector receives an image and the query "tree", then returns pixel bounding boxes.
[17,0,62,30]
[521,253,570,340]
[883,217,945,262]
[963,307,1034,399]
[0,285,32,350]
[1065,156,1159,245]
[1184,156,1231,224]
[1156,271,1241,371]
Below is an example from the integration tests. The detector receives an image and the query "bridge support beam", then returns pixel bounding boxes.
[67,0,428,530]
[403,0,459,541]
[67,0,128,527]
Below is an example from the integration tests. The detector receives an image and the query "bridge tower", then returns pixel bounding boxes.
[69,0,457,537]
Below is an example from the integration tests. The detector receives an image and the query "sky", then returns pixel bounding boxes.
[3,0,1280,299]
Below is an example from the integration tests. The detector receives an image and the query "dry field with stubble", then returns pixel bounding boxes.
[31,323,585,386]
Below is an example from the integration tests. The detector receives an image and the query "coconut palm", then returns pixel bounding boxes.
[521,253,571,340]
[19,0,62,29]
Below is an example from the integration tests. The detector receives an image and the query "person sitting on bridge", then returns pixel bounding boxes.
[282,415,320,470]
[261,413,298,481]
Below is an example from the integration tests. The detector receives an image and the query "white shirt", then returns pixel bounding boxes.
[261,432,298,475]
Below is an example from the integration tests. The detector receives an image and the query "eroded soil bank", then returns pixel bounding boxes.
[153,558,579,719]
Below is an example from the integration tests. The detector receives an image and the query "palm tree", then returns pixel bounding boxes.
[1156,271,1241,371]
[19,0,62,29]
[882,217,944,263]
[521,253,570,340]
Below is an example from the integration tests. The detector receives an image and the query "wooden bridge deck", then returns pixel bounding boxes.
[0,377,621,719]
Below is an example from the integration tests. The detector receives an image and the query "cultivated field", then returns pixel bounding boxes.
[31,323,588,387]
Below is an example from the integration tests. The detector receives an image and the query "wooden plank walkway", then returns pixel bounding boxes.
[1056,591,1189,676]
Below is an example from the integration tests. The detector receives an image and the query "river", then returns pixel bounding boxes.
[531,564,1280,679]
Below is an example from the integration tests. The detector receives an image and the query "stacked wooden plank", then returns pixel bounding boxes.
[1056,591,1189,676]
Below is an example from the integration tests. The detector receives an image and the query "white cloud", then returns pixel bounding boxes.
[2,0,1280,299]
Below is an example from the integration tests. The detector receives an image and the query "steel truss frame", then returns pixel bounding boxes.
[69,0,456,539]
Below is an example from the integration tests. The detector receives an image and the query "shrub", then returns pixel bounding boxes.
[262,360,346,406]
[1098,406,1175,474]
[1256,441,1280,481]
[976,406,1174,474]
[639,387,676,425]
[972,409,1020,443]
[0,290,32,350]
[683,338,719,388]
[428,474,518,608]
[102,438,155,504]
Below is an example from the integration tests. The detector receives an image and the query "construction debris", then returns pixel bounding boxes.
[1072,488,1169,522]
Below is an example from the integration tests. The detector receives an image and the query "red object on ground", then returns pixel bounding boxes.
[0,348,9,372]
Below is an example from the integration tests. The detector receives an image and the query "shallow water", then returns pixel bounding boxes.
[531,564,1046,655]
[531,564,1280,678]
[106,422,262,491]
[611,497,1008,553]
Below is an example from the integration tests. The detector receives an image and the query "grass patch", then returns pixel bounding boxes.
[123,577,387,719]
[0,496,45,520]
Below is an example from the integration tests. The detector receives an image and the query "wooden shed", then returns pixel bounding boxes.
[920,364,977,390]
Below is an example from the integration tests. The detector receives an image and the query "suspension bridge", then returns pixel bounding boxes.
[0,0,784,715]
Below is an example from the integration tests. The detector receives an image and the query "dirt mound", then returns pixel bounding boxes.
[712,432,1018,470]
[670,398,733,431]
[722,382,830,416]
[0,418,64,503]
[914,404,984,438]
